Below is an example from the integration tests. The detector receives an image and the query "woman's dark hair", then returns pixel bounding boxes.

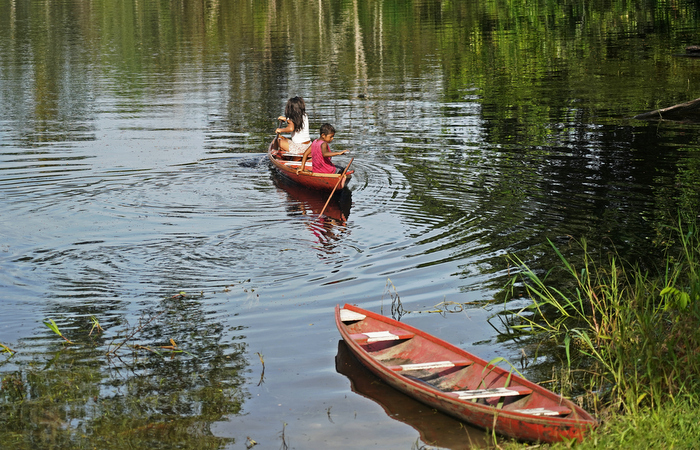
[285,97,306,133]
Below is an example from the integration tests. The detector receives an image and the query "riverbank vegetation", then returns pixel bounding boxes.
[503,215,700,446]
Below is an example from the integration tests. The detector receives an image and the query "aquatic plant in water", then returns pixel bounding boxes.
[0,343,15,358]
[43,318,74,344]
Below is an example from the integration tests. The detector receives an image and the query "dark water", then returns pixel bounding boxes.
[2,0,700,448]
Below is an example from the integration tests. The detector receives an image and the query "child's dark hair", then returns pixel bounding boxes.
[284,97,306,133]
[320,123,335,136]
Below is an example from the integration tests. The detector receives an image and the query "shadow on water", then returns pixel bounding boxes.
[271,170,354,251]
[272,175,353,223]
[335,340,492,450]
[0,293,248,450]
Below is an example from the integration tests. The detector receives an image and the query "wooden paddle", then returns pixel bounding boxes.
[274,118,289,154]
[318,157,354,220]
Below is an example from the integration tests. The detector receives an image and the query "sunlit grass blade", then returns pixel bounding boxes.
[43,318,73,344]
[1,342,16,357]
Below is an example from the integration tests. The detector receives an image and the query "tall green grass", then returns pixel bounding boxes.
[572,395,700,449]
[506,217,700,416]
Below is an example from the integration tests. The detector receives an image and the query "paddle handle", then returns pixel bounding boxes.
[318,158,354,220]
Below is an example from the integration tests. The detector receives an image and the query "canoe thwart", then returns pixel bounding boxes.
[350,331,415,344]
[340,309,366,322]
[514,406,572,416]
[449,385,533,400]
[335,304,598,443]
[388,360,473,372]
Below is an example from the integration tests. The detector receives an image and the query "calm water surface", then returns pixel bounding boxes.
[2,0,700,448]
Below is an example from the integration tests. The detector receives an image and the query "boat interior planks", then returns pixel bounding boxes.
[335,303,598,443]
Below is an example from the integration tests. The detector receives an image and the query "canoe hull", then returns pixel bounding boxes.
[335,304,597,443]
[335,340,490,448]
[268,138,352,191]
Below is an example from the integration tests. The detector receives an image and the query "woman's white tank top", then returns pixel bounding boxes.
[291,114,311,143]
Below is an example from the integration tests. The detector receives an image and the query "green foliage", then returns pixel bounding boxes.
[505,216,700,415]
[500,395,700,449]
[551,395,700,449]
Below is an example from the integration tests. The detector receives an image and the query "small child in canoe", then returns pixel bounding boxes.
[298,123,349,175]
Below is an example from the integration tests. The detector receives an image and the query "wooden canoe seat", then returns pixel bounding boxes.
[513,406,571,416]
[340,309,366,322]
[350,331,414,344]
[388,360,473,372]
[449,385,533,400]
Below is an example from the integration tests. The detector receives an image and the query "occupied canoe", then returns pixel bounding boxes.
[335,304,598,443]
[268,137,353,191]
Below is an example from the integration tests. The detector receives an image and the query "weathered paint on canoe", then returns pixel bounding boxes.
[335,303,598,443]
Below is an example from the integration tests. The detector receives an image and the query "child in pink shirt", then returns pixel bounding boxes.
[298,123,348,174]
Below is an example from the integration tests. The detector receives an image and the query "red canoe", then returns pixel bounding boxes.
[268,137,353,191]
[335,304,598,443]
[335,340,491,448]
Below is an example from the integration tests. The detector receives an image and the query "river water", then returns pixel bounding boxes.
[2,0,700,448]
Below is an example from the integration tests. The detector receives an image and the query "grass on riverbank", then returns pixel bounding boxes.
[503,216,700,445]
[499,395,700,449]
[558,395,700,449]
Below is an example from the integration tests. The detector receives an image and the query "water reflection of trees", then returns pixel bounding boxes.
[5,0,699,138]
[0,293,248,449]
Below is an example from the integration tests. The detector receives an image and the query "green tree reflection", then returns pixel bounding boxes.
[0,293,247,450]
